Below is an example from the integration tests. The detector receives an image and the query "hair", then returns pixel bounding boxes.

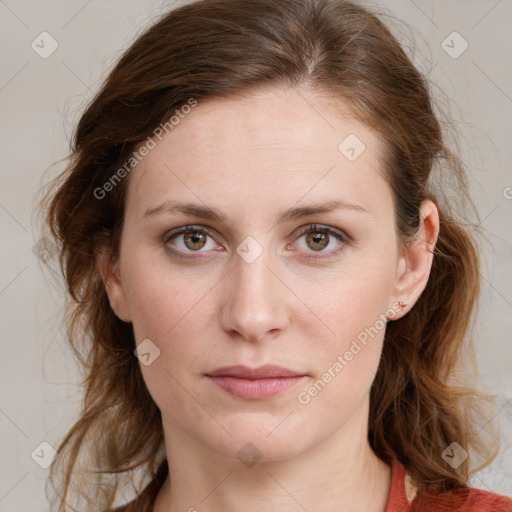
[38,0,504,510]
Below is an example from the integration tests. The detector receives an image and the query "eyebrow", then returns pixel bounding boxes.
[143,199,369,225]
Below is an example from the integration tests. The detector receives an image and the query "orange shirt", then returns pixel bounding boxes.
[385,459,512,512]
[114,459,512,512]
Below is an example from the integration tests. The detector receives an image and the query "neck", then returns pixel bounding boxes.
[153,403,392,511]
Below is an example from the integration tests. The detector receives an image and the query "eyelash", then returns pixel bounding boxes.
[162,224,349,261]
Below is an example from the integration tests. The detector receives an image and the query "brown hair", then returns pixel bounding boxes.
[39,0,502,510]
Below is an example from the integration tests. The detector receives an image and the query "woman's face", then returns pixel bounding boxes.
[101,86,434,463]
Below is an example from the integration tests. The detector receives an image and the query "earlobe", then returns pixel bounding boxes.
[96,247,132,323]
[390,199,439,319]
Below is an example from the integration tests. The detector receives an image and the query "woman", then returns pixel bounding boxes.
[39,0,512,510]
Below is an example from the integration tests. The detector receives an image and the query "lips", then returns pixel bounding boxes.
[206,365,307,400]
[206,364,305,379]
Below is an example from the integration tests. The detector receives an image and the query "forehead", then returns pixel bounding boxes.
[125,86,391,223]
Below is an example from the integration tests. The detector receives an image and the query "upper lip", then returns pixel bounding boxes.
[206,365,305,379]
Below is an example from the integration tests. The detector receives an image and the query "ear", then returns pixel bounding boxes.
[96,245,132,323]
[389,199,439,320]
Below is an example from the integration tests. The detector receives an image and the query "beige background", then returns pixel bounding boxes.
[1,0,511,510]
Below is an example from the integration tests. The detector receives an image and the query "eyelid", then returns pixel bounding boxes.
[295,223,349,241]
[162,224,216,243]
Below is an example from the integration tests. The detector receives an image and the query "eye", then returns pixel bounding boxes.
[292,224,348,259]
[163,223,349,260]
[163,225,219,257]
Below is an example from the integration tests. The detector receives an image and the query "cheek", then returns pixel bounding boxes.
[122,258,217,384]
[297,254,395,392]
[295,274,390,420]
[124,267,211,420]
[308,256,396,341]
[121,253,193,338]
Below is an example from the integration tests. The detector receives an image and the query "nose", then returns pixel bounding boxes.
[218,248,290,343]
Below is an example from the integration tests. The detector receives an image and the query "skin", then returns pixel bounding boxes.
[98,85,439,512]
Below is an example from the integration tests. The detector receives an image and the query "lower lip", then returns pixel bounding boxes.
[207,376,305,400]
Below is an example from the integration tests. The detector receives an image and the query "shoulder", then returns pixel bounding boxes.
[411,487,512,512]
[387,459,512,512]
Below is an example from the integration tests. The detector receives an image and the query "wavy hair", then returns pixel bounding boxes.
[38,0,503,510]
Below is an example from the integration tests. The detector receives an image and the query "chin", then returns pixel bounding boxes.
[193,413,317,465]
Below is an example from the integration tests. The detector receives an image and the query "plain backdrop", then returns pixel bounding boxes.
[1,0,511,510]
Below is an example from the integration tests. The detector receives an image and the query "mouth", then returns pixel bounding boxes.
[205,364,307,400]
